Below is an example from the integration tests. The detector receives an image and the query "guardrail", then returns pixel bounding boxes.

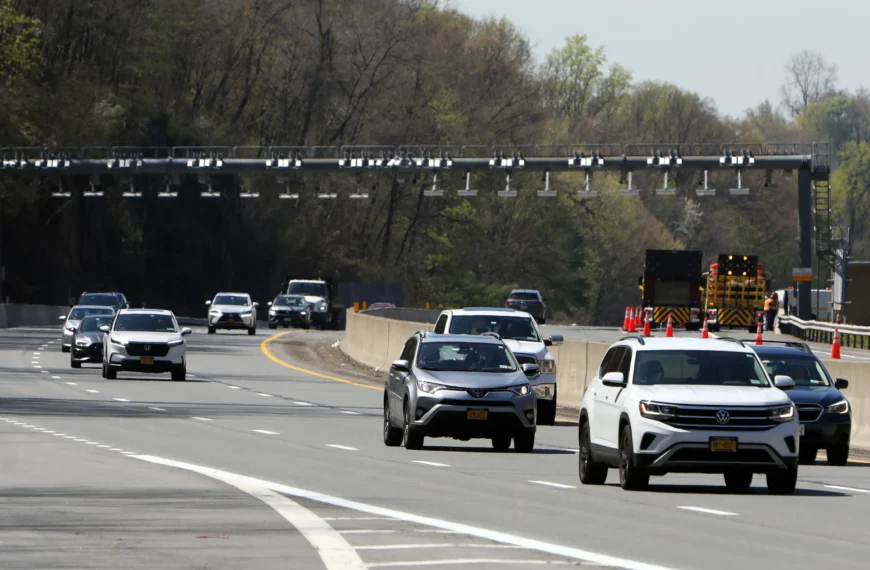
[778,316,870,350]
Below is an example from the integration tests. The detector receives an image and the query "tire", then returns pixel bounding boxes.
[383,399,402,447]
[618,425,649,491]
[799,446,817,465]
[248,327,256,336]
[402,403,423,450]
[101,361,107,379]
[62,345,70,353]
[70,356,81,369]
[491,435,511,451]
[578,421,608,485]
[268,323,277,330]
[537,395,557,426]
[539,317,546,325]
[514,430,535,453]
[171,364,186,381]
[766,467,798,495]
[105,363,117,380]
[724,470,753,492]
[207,326,216,335]
[827,444,850,466]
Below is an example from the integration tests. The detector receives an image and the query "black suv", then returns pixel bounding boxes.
[751,342,851,465]
[505,289,546,324]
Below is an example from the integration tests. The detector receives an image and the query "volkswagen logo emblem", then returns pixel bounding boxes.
[469,389,486,398]
[144,345,151,352]
[715,410,731,425]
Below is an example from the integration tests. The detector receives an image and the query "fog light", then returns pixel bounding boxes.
[415,407,425,419]
[784,436,796,453]
[525,410,534,422]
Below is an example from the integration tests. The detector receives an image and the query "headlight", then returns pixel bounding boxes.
[109,336,128,346]
[639,401,676,420]
[168,339,184,347]
[65,325,75,332]
[825,399,849,415]
[769,404,795,422]
[209,309,221,315]
[510,384,532,396]
[319,303,328,311]
[241,307,253,314]
[75,337,92,346]
[417,378,446,394]
[539,360,555,374]
[269,308,277,315]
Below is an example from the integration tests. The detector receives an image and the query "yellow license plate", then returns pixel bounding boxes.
[140,357,154,365]
[710,438,737,452]
[467,409,488,420]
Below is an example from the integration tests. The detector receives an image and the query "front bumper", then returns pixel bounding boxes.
[269,311,308,324]
[107,343,186,369]
[209,313,255,329]
[110,358,176,373]
[800,416,851,449]
[411,391,536,439]
[72,343,104,363]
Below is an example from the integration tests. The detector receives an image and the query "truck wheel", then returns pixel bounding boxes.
[208,326,216,335]
[537,394,557,426]
[268,323,277,330]
[766,467,798,495]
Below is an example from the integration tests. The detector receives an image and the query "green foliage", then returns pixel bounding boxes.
[0,0,40,87]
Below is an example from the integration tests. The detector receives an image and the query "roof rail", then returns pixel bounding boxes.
[715,337,746,347]
[749,340,812,353]
[619,335,645,345]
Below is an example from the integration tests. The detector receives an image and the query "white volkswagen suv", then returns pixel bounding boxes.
[578,336,800,494]
[101,309,191,381]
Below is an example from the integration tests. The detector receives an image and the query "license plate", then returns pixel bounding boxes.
[710,437,737,452]
[227,318,236,323]
[140,357,154,365]
[467,409,488,420]
[799,424,805,436]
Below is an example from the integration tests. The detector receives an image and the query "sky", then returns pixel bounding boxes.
[448,0,869,118]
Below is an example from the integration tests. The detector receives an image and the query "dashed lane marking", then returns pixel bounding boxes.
[65,382,76,385]
[228,385,242,389]
[677,506,738,516]
[340,410,361,415]
[529,481,577,489]
[52,376,61,379]
[412,461,450,468]
[366,560,572,567]
[252,430,279,435]
[294,401,313,406]
[191,417,213,421]
[326,444,358,451]
[257,393,273,397]
[86,389,99,393]
[113,398,130,402]
[148,407,166,412]
[824,485,870,493]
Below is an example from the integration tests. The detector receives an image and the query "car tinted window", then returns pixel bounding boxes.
[113,314,178,332]
[79,294,119,306]
[634,350,770,387]
[69,307,115,320]
[448,315,539,342]
[214,295,250,306]
[416,341,517,373]
[510,292,540,301]
[758,355,831,386]
[599,347,625,376]
[617,348,633,378]
[434,315,448,334]
[400,338,417,362]
[79,315,114,332]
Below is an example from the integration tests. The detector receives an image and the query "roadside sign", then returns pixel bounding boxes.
[792,267,812,282]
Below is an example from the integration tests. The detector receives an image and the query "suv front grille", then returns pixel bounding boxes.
[669,448,776,464]
[797,404,823,422]
[660,405,776,431]
[126,342,169,357]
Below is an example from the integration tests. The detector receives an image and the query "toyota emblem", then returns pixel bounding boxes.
[469,389,486,398]
[715,410,730,424]
[144,345,151,352]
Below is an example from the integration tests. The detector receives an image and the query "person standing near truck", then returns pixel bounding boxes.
[764,291,779,331]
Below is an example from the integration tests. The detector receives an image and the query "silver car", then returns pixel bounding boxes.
[59,305,116,352]
[383,332,538,452]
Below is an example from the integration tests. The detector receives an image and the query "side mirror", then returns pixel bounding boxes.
[99,325,110,333]
[602,372,626,387]
[181,327,192,336]
[774,375,795,390]
[59,316,66,321]
[253,302,259,307]
[522,363,540,376]
[205,300,211,306]
[391,359,410,372]
[548,334,564,347]
[267,302,273,307]
[835,378,849,390]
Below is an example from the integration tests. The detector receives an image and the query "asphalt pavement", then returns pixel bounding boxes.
[2,325,870,570]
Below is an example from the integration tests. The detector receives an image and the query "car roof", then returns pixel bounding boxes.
[289,279,325,283]
[118,308,174,315]
[214,292,250,296]
[419,333,504,345]
[510,289,540,294]
[618,337,756,353]
[276,294,305,298]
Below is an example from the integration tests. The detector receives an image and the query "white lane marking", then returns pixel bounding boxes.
[677,506,738,516]
[340,410,361,415]
[529,481,576,489]
[131,456,365,569]
[326,444,357,451]
[86,442,100,445]
[44,431,55,434]
[22,424,34,428]
[33,365,42,368]
[149,407,166,412]
[109,448,122,451]
[824,485,870,494]
[113,398,130,402]
[191,417,213,421]
[52,376,61,379]
[133,455,680,570]
[252,430,279,435]
[367,560,571,567]
[86,389,99,393]
[121,451,136,455]
[65,382,76,385]
[41,370,49,374]
[257,393,273,397]
[64,436,76,439]
[356,544,523,551]
[323,517,394,522]
[338,530,397,535]
[228,385,242,390]
[294,401,313,406]
[412,461,450,468]
[97,445,111,448]
[74,439,88,442]
[32,428,46,431]
[33,352,40,355]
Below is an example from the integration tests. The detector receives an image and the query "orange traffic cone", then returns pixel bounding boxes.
[634,308,642,330]
[831,328,841,359]
[623,307,630,332]
[665,315,674,337]
[642,312,651,337]
[630,308,638,333]
[701,317,709,339]
[754,321,763,345]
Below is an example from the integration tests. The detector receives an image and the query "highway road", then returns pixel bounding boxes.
[3,325,870,570]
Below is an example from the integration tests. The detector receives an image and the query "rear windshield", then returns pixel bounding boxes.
[79,294,119,306]
[448,315,540,342]
[510,292,539,301]
[634,350,770,387]
[273,296,305,307]
[757,355,831,387]
[69,307,115,320]
[416,341,517,373]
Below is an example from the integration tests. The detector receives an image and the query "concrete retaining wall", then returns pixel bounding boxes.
[818,359,870,449]
[0,304,71,328]
[342,311,434,371]
[360,308,443,324]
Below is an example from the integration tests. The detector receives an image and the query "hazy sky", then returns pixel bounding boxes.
[448,0,869,118]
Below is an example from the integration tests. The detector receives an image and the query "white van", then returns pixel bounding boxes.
[776,288,832,321]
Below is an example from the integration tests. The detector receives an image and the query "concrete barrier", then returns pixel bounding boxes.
[342,310,434,371]
[818,359,870,449]
[360,308,442,324]
[0,304,71,328]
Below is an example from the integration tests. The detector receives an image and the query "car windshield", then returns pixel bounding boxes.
[510,292,539,301]
[80,315,114,332]
[633,350,771,387]
[288,282,328,297]
[758,355,831,387]
[417,341,517,373]
[448,315,540,342]
[113,313,177,332]
[79,294,119,306]
[274,296,305,307]
[214,295,250,306]
[69,307,115,320]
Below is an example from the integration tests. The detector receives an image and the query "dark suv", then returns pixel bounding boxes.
[505,289,546,324]
[751,342,851,465]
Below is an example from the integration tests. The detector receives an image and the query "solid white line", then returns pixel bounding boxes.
[355,544,522,551]
[529,481,576,489]
[294,401,313,406]
[113,398,130,402]
[412,461,450,468]
[257,393,273,397]
[338,530,397,535]
[149,407,166,412]
[65,381,76,385]
[133,455,681,570]
[677,506,738,516]
[86,389,99,393]
[824,485,870,494]
[323,517,394,522]
[341,410,361,415]
[252,430,279,435]
[191,417,213,421]
[367,560,570,567]
[326,444,358,451]
[228,385,242,389]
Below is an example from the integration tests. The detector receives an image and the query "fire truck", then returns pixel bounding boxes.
[702,254,768,333]
[639,249,705,331]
